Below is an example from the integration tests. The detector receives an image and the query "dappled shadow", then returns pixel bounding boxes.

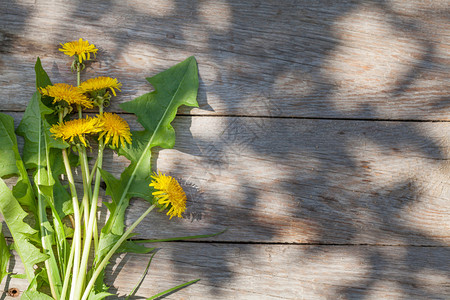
[336,181,450,299]
[1,0,449,299]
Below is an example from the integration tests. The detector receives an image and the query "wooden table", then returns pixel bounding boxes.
[1,1,449,299]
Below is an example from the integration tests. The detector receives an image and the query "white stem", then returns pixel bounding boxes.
[80,205,156,300]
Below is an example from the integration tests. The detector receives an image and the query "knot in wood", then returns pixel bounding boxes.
[8,288,20,297]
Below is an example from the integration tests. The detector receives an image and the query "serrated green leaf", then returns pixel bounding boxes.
[87,291,114,300]
[98,168,130,237]
[102,57,198,238]
[85,267,114,300]
[95,232,154,264]
[91,269,110,299]
[95,232,120,263]
[25,268,48,292]
[50,148,75,217]
[0,113,20,178]
[12,177,36,211]
[125,176,155,203]
[0,178,48,282]
[121,56,199,149]
[17,57,66,170]
[35,57,52,91]
[21,290,54,300]
[98,168,123,207]
[16,92,67,170]
[94,57,198,295]
[0,223,11,284]
[0,113,36,211]
[16,60,66,296]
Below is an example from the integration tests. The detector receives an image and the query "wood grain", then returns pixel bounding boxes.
[1,113,449,245]
[0,0,448,119]
[0,1,449,299]
[1,242,449,299]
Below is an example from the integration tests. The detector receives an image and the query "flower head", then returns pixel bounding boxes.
[50,116,102,147]
[149,172,187,219]
[80,77,122,96]
[59,38,98,63]
[40,83,93,109]
[98,112,132,148]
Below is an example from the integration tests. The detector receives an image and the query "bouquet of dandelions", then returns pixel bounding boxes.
[0,38,211,299]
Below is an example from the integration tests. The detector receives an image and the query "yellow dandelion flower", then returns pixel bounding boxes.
[40,83,93,109]
[98,112,132,148]
[79,77,122,96]
[59,38,98,63]
[149,172,187,219]
[50,116,102,147]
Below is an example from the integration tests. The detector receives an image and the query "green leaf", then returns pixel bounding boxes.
[98,168,124,208]
[0,113,36,211]
[91,269,110,299]
[50,148,76,217]
[0,223,11,284]
[35,57,52,91]
[17,63,66,296]
[87,291,114,300]
[12,177,36,212]
[102,56,199,237]
[21,290,54,300]
[25,268,48,293]
[136,229,227,243]
[97,168,131,244]
[11,273,27,279]
[16,92,67,170]
[121,56,199,149]
[125,251,156,300]
[95,232,120,263]
[146,279,200,300]
[95,57,199,294]
[117,240,155,254]
[95,231,154,265]
[0,113,20,178]
[0,178,48,283]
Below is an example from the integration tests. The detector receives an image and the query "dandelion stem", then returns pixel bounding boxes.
[81,204,156,300]
[77,62,81,87]
[57,111,82,300]
[76,144,91,237]
[77,104,82,119]
[60,237,76,300]
[73,140,105,300]
[77,62,82,118]
[64,147,82,300]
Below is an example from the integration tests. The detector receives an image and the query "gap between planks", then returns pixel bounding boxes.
[2,109,450,123]
[4,237,448,248]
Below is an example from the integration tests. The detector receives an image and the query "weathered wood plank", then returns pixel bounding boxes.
[1,243,449,299]
[0,0,448,119]
[1,113,449,245]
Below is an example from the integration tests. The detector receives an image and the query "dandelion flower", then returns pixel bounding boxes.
[98,112,132,148]
[40,83,93,109]
[50,116,102,147]
[80,77,122,96]
[150,172,187,219]
[59,38,98,63]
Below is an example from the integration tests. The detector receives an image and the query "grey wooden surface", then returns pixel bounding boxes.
[1,0,449,299]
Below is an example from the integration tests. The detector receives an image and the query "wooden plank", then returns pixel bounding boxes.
[1,113,449,245]
[1,242,449,299]
[0,0,448,119]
